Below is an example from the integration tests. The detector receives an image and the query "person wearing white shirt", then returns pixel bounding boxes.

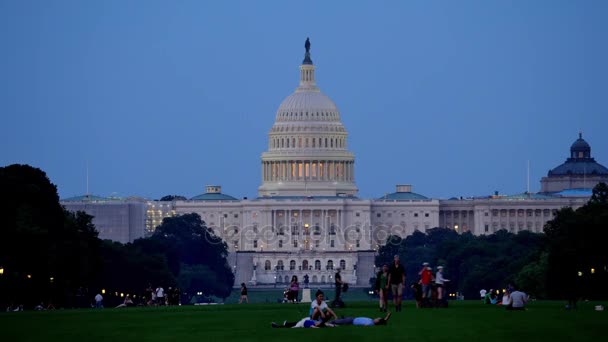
[309,290,337,322]
[435,266,449,305]
[155,287,165,305]
[480,289,487,301]
[94,293,103,309]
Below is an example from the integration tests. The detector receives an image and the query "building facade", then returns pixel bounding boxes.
[61,41,603,288]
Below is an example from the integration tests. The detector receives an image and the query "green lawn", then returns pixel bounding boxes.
[0,300,605,341]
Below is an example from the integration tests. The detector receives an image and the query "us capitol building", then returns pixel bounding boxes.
[62,40,608,287]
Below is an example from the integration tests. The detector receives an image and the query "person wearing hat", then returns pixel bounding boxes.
[434,266,449,307]
[387,255,406,312]
[418,262,434,306]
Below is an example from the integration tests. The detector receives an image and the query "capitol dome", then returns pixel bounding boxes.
[258,39,357,197]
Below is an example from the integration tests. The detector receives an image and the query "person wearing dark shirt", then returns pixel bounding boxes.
[387,255,406,312]
[376,264,389,312]
[334,269,343,301]
[239,283,248,304]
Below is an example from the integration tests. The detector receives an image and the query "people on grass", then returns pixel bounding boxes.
[376,264,389,312]
[387,255,405,312]
[289,276,299,303]
[310,290,337,322]
[239,283,248,304]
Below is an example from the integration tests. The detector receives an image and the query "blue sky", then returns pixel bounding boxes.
[1,0,606,200]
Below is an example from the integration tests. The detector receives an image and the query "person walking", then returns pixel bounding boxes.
[239,283,249,304]
[155,286,165,306]
[387,255,406,312]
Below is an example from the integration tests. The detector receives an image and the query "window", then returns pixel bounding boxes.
[265,260,271,270]
[278,227,285,235]
[377,213,381,218]
[277,260,284,270]
[224,214,228,218]
[484,225,489,233]
[414,213,418,217]
[340,260,346,270]
[356,212,360,217]
[314,224,320,235]
[330,240,335,248]
[279,240,283,248]
[290,260,296,270]
[234,214,239,218]
[315,260,321,270]
[253,240,258,248]
[356,240,360,247]
[425,213,429,217]
[484,212,489,217]
[293,240,298,248]
[329,224,336,235]
[315,240,320,248]
[327,260,334,270]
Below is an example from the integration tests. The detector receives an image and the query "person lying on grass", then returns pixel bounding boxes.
[271,312,392,328]
[329,311,392,326]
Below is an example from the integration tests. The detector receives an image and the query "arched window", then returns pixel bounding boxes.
[264,260,271,270]
[321,275,326,283]
[327,260,334,270]
[302,260,309,270]
[315,260,321,270]
[312,275,318,283]
[290,260,296,270]
[340,260,346,270]
[277,260,284,270]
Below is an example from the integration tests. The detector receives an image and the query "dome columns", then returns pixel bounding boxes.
[262,160,355,183]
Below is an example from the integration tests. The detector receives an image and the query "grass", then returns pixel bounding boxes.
[0,300,605,341]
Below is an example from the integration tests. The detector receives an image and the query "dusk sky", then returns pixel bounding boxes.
[1,0,606,200]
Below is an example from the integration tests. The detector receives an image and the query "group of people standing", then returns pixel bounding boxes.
[375,255,451,311]
[144,285,181,306]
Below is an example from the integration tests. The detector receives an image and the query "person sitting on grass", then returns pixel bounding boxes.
[310,290,338,322]
[329,311,392,326]
[506,286,528,311]
[115,295,134,308]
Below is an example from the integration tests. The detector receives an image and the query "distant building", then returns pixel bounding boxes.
[61,195,146,243]
[540,133,608,193]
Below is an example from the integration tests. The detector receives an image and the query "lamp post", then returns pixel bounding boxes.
[0,266,4,275]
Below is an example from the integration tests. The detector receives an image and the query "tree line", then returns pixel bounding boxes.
[0,164,234,309]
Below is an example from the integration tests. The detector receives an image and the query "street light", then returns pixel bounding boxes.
[0,267,4,275]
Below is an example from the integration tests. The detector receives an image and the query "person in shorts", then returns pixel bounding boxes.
[387,255,405,312]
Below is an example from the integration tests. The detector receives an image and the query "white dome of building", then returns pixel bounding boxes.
[278,91,338,113]
[258,38,357,197]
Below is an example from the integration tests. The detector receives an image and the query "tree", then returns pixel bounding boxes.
[139,213,235,298]
[159,195,187,201]
[544,182,608,300]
